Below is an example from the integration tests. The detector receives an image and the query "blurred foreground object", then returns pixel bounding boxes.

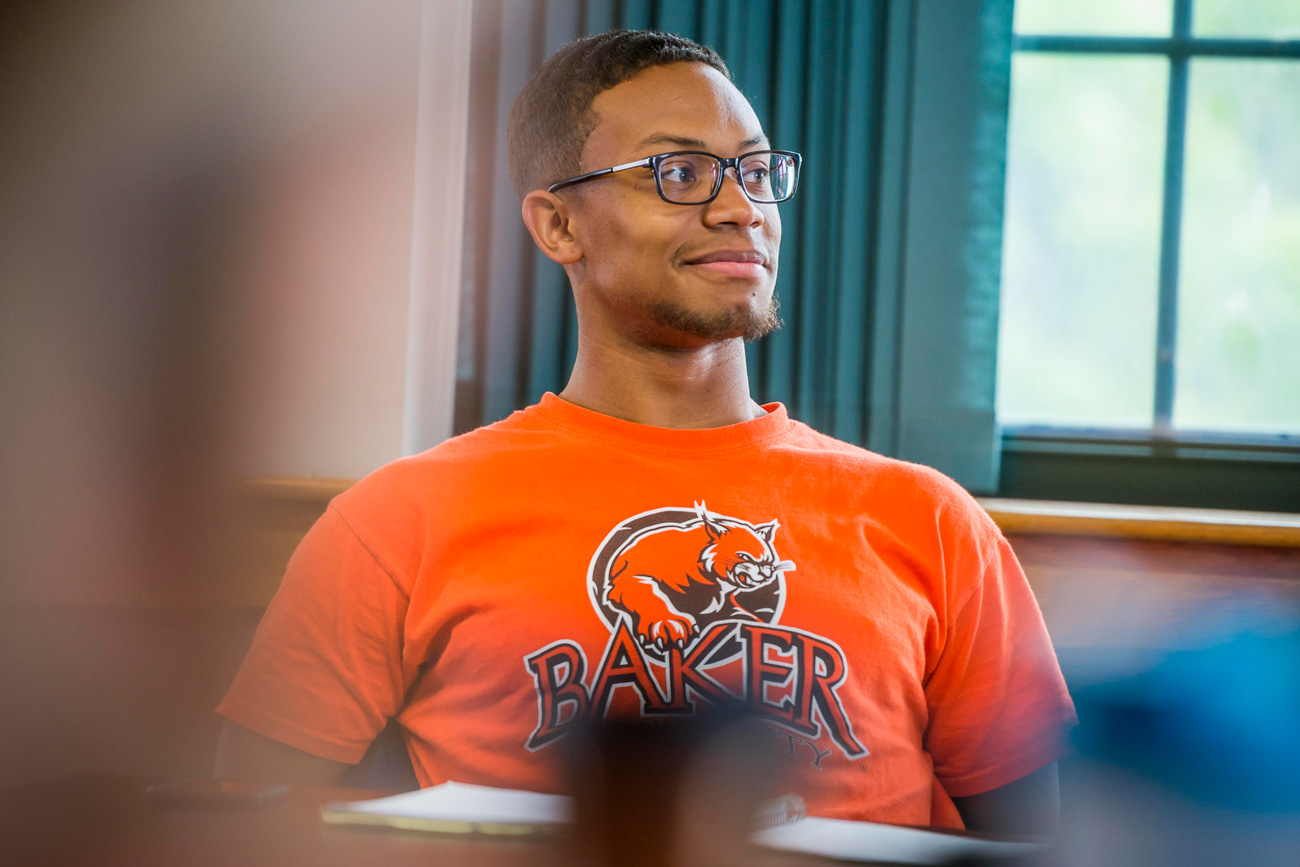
[1056,600,1300,866]
[565,710,786,867]
[0,0,421,790]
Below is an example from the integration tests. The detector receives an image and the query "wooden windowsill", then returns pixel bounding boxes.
[979,497,1300,548]
[231,479,1300,548]
[236,476,356,504]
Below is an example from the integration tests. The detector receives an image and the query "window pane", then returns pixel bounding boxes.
[1014,0,1172,37]
[998,56,1168,428]
[1174,60,1300,435]
[1194,0,1300,39]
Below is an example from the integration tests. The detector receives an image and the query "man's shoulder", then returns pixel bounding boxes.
[783,422,978,505]
[331,406,566,521]
[779,421,998,553]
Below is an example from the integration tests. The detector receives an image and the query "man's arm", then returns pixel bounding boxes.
[213,719,351,786]
[951,761,1060,835]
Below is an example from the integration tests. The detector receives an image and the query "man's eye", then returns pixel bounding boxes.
[744,167,770,184]
[661,165,697,183]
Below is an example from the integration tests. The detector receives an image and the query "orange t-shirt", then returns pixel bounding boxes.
[218,394,1075,827]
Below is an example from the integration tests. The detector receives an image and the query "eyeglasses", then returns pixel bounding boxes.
[546,150,802,205]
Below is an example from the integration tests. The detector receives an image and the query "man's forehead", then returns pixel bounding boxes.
[582,63,767,164]
[632,132,767,152]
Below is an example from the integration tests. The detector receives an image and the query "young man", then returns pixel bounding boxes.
[216,30,1074,833]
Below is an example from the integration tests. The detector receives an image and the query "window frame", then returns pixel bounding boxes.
[999,0,1300,512]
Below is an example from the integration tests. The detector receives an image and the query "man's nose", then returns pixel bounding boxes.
[703,167,764,227]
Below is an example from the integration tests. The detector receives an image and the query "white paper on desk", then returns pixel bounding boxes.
[327,781,571,826]
[754,816,1046,865]
[330,783,1044,863]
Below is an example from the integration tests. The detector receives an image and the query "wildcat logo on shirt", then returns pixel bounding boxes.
[523,503,868,764]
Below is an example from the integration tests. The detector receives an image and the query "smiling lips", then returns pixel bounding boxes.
[684,249,767,279]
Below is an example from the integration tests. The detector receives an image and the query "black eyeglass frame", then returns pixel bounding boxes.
[545,149,803,204]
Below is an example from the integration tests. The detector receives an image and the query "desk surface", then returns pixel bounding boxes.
[0,775,833,867]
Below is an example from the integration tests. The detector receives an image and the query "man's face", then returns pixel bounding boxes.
[566,62,782,348]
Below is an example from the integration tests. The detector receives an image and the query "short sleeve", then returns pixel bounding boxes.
[217,504,416,763]
[923,532,1077,798]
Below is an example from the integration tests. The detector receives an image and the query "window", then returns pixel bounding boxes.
[996,0,1300,511]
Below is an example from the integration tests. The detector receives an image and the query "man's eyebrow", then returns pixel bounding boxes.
[634,133,769,152]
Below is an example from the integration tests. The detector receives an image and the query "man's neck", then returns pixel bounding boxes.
[559,333,765,429]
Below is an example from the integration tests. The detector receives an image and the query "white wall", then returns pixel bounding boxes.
[224,0,472,479]
[225,0,426,480]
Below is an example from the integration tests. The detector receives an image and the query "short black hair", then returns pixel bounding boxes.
[506,29,730,201]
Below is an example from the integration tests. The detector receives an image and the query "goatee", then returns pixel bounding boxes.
[648,295,783,343]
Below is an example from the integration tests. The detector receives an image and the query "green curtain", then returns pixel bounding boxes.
[454,0,1013,494]
[889,0,1013,493]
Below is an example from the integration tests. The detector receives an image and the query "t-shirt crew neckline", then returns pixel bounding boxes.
[532,391,794,455]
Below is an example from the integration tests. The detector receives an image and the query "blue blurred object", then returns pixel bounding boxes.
[1070,616,1300,813]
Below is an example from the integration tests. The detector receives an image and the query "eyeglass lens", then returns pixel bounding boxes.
[656,152,797,204]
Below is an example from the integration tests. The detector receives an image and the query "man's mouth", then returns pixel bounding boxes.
[683,249,767,279]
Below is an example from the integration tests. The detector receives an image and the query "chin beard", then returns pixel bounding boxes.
[646,295,783,343]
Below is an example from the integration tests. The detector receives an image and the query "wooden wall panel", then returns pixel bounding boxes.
[1007,533,1300,652]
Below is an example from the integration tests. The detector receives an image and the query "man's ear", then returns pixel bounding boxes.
[521,191,583,265]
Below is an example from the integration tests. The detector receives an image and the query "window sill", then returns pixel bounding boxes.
[979,497,1300,548]
[236,476,355,502]
[232,479,1300,549]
